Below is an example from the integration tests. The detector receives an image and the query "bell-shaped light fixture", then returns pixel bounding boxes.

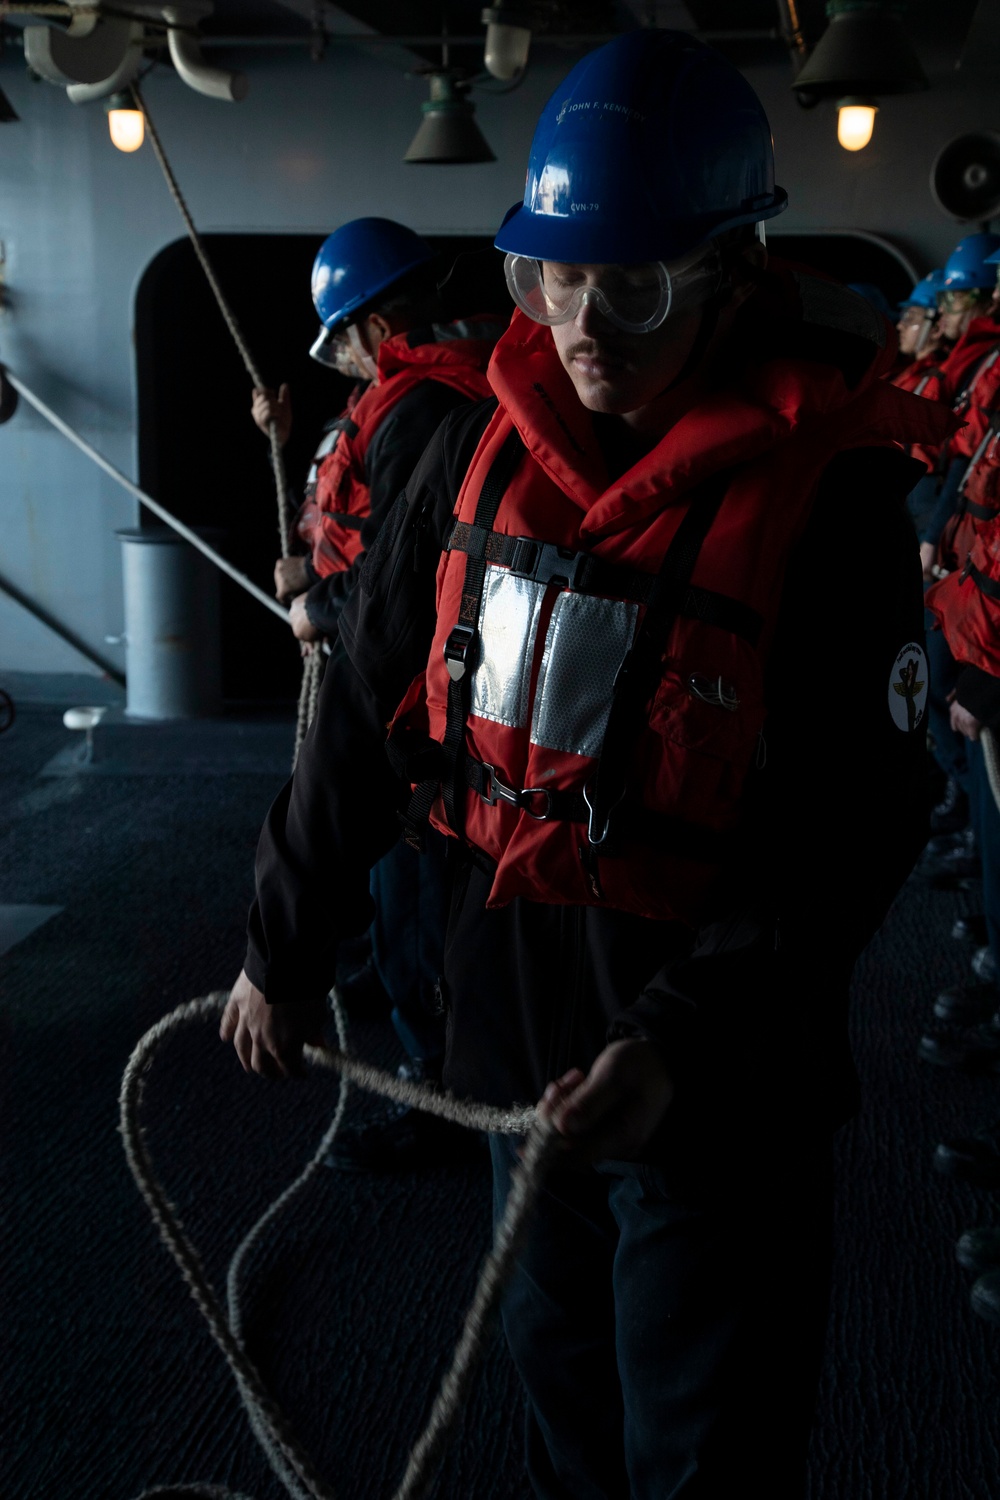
[793,1,927,147]
[482,4,533,81]
[405,73,495,165]
[793,1,928,99]
[106,91,144,152]
[837,95,878,151]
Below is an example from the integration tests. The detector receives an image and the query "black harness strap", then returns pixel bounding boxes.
[462,757,734,864]
[963,557,1000,602]
[582,471,732,877]
[447,522,763,645]
[402,427,526,846]
[324,510,365,532]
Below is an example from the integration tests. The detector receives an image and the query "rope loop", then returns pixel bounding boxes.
[122,993,547,1500]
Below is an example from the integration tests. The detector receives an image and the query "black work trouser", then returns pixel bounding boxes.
[490,1132,834,1500]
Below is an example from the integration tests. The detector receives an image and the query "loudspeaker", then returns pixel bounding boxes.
[932,132,1000,222]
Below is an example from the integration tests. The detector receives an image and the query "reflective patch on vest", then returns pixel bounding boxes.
[796,273,886,349]
[531,593,638,757]
[889,642,928,733]
[470,565,546,728]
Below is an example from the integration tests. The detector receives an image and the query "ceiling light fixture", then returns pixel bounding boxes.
[481,4,533,81]
[836,96,878,151]
[405,72,495,164]
[792,1,927,152]
[106,90,144,152]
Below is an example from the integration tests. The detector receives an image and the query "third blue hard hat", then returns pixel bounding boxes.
[494,29,787,265]
[941,233,1000,293]
[311,218,435,330]
[900,269,944,311]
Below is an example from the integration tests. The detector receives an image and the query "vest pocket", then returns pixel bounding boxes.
[650,638,764,760]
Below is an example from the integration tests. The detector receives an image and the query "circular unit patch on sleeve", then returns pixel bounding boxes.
[888,642,929,733]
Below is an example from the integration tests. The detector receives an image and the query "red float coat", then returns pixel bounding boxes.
[296,319,500,579]
[891,355,948,403]
[391,276,953,925]
[927,515,1000,679]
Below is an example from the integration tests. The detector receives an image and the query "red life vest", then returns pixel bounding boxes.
[891,358,947,402]
[391,270,953,925]
[297,318,503,579]
[927,516,1000,680]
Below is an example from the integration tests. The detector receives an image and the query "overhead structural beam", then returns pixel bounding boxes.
[0,567,126,684]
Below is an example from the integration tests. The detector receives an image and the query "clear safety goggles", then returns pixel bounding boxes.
[309,325,363,378]
[938,287,992,315]
[504,248,722,335]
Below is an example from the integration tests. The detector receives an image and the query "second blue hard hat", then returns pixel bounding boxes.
[312,218,436,330]
[900,269,945,310]
[494,29,787,265]
[941,233,1000,293]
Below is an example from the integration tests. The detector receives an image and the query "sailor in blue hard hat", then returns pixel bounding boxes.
[897,268,945,359]
[937,232,1000,344]
[224,29,947,1499]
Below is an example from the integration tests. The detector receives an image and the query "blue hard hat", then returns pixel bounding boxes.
[311,217,435,330]
[899,269,944,311]
[846,282,894,320]
[985,247,1000,266]
[941,233,1000,293]
[494,29,787,264]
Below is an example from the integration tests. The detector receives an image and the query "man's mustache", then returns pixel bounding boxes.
[564,340,626,363]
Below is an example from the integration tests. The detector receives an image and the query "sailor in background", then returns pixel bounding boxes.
[253,219,504,1171]
[223,30,950,1498]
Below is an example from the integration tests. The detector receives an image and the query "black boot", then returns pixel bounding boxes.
[935,1120,1000,1186]
[919,1010,1000,1071]
[931,778,970,835]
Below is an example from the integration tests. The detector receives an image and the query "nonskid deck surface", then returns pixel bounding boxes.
[2,702,999,1499]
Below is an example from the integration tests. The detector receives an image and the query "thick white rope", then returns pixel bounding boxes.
[5,372,289,626]
[122,993,552,1500]
[131,84,324,766]
[982,726,1000,816]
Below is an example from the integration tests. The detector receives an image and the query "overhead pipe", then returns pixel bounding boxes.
[163,6,247,100]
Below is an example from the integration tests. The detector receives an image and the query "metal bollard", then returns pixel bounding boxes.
[115,527,223,719]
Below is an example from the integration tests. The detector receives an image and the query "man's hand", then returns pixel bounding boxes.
[274,555,310,604]
[251,384,292,447]
[289,592,322,643]
[220,969,326,1077]
[919,541,937,583]
[950,699,983,741]
[538,1038,674,1165]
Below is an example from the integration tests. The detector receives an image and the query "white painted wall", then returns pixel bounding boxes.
[0,32,992,678]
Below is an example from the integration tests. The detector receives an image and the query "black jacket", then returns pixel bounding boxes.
[246,400,928,1140]
[301,378,480,639]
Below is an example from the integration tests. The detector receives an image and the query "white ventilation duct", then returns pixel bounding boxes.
[25,13,137,86]
[163,4,248,101]
[67,23,145,103]
[26,0,247,103]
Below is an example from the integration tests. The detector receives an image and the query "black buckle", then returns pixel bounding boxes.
[444,623,477,681]
[479,763,552,820]
[509,537,588,590]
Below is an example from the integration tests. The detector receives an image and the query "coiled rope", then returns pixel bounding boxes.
[131,83,323,761]
[982,726,1000,815]
[121,992,556,1500]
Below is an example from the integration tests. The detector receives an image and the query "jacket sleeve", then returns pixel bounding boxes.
[244,400,496,1005]
[956,664,1000,728]
[302,380,479,639]
[611,447,930,1062]
[920,454,965,547]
